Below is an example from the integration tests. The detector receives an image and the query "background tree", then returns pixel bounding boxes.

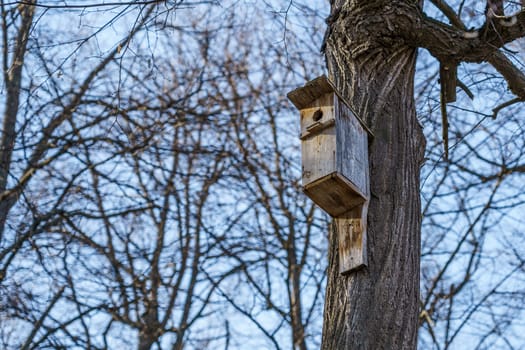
[416,2,525,349]
[0,1,328,349]
[1,0,525,349]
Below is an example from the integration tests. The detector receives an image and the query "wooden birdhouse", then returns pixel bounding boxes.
[287,75,372,274]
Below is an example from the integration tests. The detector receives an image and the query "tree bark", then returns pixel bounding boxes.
[322,1,426,349]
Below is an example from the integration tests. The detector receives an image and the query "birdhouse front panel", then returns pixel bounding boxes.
[300,93,336,185]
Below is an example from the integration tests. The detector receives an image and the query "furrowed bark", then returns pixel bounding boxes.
[321,1,525,348]
[322,1,425,349]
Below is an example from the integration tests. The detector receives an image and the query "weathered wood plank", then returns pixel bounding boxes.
[335,98,370,198]
[299,105,335,140]
[335,203,368,274]
[303,173,365,217]
[301,126,336,187]
[287,76,334,110]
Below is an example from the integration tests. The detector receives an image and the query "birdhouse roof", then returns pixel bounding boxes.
[287,75,335,110]
[287,75,373,137]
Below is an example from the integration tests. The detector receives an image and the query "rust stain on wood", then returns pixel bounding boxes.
[336,212,367,274]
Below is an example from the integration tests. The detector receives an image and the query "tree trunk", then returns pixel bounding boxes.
[0,2,35,240]
[138,334,155,350]
[288,246,307,350]
[321,1,426,349]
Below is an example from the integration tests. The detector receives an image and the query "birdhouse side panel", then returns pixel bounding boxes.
[335,98,370,199]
